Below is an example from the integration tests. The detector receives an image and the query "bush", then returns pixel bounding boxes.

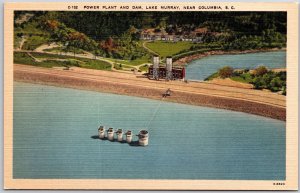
[22,35,49,50]
[269,77,283,91]
[253,66,268,76]
[65,59,81,67]
[243,68,250,73]
[252,77,264,89]
[218,66,234,78]
[282,86,286,95]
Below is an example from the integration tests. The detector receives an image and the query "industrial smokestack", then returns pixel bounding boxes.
[166,57,172,71]
[152,55,159,80]
[166,56,173,80]
[153,55,159,69]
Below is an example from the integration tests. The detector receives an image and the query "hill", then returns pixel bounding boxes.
[14,11,287,70]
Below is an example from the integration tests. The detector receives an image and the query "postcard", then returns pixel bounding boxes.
[3,2,298,190]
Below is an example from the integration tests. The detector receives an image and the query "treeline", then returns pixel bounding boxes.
[53,11,286,51]
[59,12,286,40]
[15,11,286,40]
[14,11,287,59]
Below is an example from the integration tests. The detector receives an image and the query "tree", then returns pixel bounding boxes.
[253,66,268,76]
[218,66,234,78]
[66,31,87,57]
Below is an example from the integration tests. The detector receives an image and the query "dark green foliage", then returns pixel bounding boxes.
[14,11,286,61]
[249,70,286,94]
[15,11,286,43]
[247,69,286,94]
[252,76,265,89]
[206,65,286,95]
[249,66,286,93]
[50,11,286,41]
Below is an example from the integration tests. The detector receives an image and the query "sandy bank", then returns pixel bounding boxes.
[14,64,286,121]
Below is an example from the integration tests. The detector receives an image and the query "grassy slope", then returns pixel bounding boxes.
[230,73,253,83]
[107,55,150,66]
[14,52,111,70]
[43,47,86,54]
[22,36,50,50]
[15,21,51,50]
[145,41,194,58]
[14,52,69,68]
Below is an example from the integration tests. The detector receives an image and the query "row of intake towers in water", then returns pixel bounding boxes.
[98,126,149,146]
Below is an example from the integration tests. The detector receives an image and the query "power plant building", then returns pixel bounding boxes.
[148,56,185,80]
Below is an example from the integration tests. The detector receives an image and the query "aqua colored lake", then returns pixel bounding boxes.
[13,82,285,180]
[186,51,286,80]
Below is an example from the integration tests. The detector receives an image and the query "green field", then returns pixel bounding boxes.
[14,52,111,70]
[106,55,150,66]
[145,41,194,58]
[230,73,253,83]
[14,52,71,68]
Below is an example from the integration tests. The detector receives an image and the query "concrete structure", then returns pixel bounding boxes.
[148,66,185,80]
[148,55,185,80]
[166,57,173,80]
[152,56,159,80]
[125,130,133,143]
[107,128,114,141]
[137,130,149,146]
[116,129,123,142]
[98,126,106,139]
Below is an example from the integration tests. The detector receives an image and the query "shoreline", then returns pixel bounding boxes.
[14,64,286,121]
[174,48,286,65]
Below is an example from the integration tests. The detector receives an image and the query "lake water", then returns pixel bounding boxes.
[13,82,285,180]
[186,51,286,80]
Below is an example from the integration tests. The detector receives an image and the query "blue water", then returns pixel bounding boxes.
[13,82,285,180]
[186,51,286,80]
